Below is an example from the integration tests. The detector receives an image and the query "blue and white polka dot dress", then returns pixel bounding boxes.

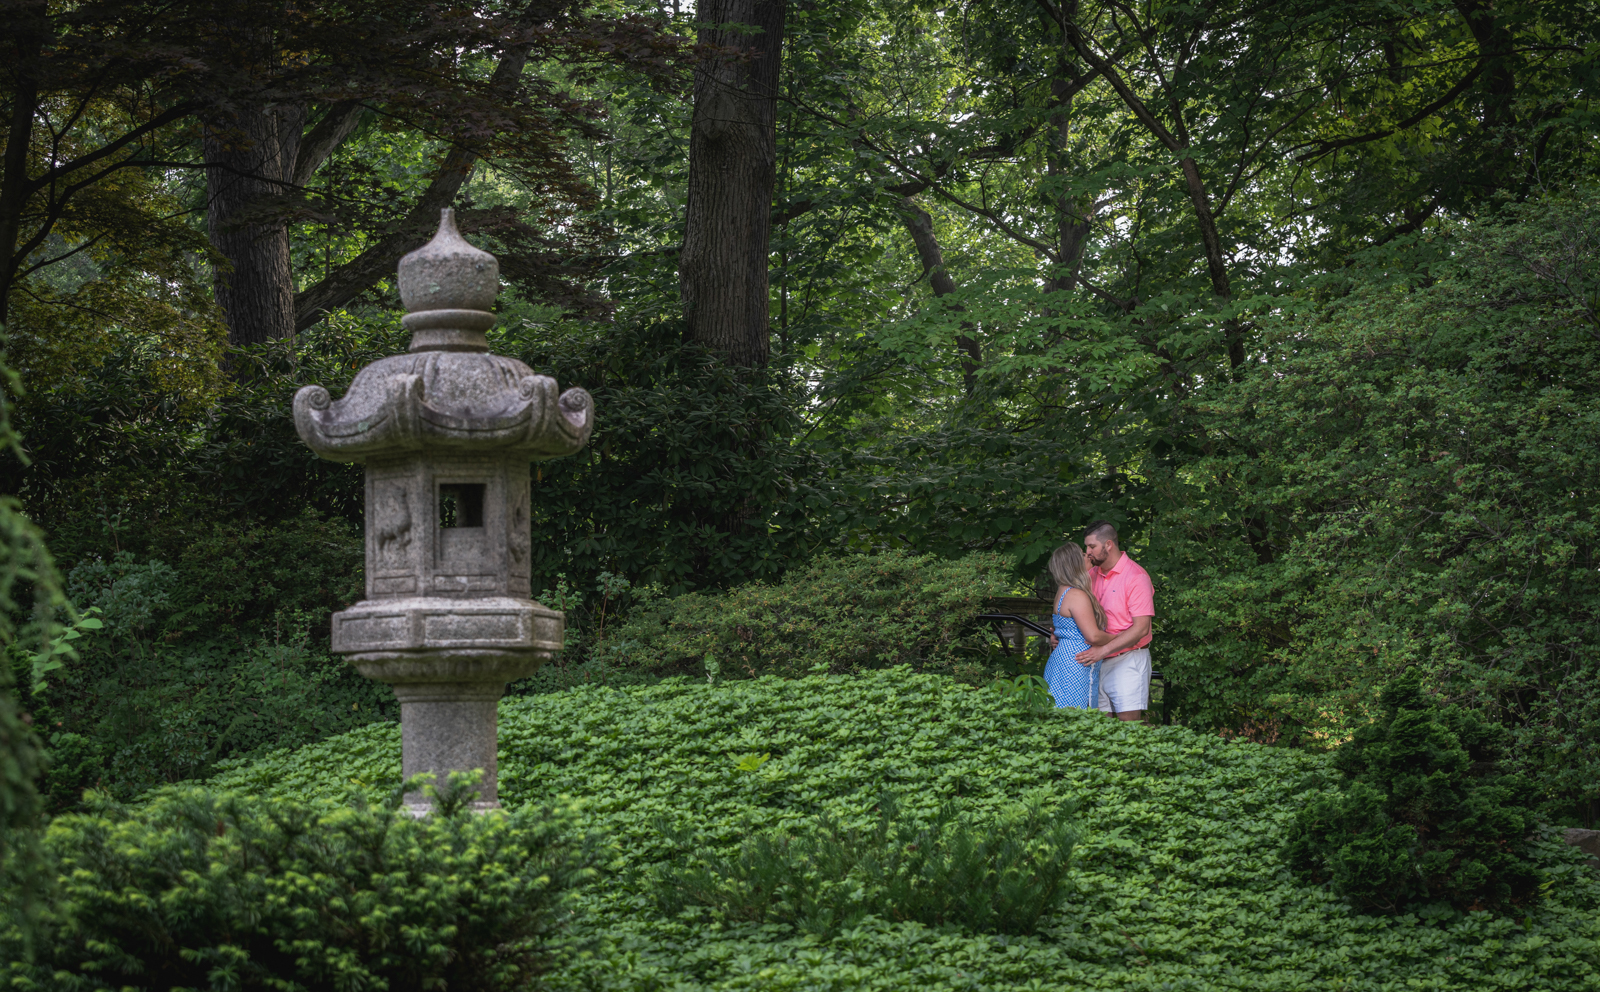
[1043,593,1101,709]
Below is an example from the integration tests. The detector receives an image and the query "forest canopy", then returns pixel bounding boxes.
[1,0,1597,824]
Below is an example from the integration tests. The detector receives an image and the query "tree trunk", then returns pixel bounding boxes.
[680,0,787,368]
[1045,6,1092,297]
[0,1,46,326]
[204,103,304,348]
[897,197,980,395]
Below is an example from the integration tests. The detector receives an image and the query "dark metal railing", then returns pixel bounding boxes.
[973,607,1163,684]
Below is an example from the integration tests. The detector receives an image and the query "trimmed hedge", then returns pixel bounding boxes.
[601,549,1013,679]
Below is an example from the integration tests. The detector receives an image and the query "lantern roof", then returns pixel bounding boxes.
[293,209,593,463]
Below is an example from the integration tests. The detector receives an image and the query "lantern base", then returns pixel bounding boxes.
[331,597,562,814]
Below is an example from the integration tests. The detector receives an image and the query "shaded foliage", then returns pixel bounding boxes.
[604,549,1014,680]
[0,333,68,944]
[504,316,824,596]
[1149,195,1600,820]
[1285,674,1543,915]
[4,777,602,991]
[26,514,389,806]
[651,794,1078,935]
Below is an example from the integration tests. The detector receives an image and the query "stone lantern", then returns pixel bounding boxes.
[293,208,592,812]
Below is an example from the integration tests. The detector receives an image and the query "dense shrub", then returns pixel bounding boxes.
[506,317,826,597]
[1,345,68,929]
[1148,199,1600,819]
[27,516,391,806]
[652,794,1076,935]
[603,549,1013,679]
[508,654,661,697]
[57,509,365,640]
[211,671,1600,991]
[0,499,50,874]
[3,778,601,991]
[1284,673,1543,915]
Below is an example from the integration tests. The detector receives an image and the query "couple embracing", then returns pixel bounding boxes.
[1042,521,1155,722]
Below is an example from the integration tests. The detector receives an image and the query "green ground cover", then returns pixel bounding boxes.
[202,669,1600,992]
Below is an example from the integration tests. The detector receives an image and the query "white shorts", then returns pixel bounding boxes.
[1098,647,1151,714]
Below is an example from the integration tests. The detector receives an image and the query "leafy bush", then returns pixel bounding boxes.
[3,777,601,991]
[28,525,391,806]
[506,317,826,598]
[1147,197,1600,819]
[61,510,366,641]
[508,655,661,697]
[604,549,1013,679]
[0,341,69,927]
[212,670,1600,991]
[652,794,1076,935]
[1284,673,1543,915]
[31,631,393,805]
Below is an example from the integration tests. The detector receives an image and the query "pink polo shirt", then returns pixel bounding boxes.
[1091,553,1154,654]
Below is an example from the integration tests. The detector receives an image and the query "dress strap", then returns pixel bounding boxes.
[1054,586,1069,615]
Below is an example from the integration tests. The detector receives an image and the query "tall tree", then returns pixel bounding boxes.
[0,0,688,347]
[680,0,787,367]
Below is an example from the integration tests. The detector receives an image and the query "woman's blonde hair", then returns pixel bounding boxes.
[1048,543,1107,632]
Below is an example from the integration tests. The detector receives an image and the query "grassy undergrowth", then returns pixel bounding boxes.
[208,670,1600,992]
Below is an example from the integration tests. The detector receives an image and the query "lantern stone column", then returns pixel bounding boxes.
[293,209,592,812]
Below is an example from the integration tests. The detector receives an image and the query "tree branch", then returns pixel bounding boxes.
[1062,20,1182,153]
[23,104,194,193]
[1291,59,1488,163]
[293,43,535,330]
[897,195,980,395]
[293,101,366,187]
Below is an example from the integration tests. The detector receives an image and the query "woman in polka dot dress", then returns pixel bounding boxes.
[1042,543,1114,709]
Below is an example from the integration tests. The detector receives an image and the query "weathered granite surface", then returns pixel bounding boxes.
[294,208,592,812]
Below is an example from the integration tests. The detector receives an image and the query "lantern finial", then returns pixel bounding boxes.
[397,208,500,351]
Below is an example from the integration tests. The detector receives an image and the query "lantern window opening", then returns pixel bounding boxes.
[439,483,486,528]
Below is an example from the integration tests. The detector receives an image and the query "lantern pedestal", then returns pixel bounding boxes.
[333,595,561,812]
[394,684,504,812]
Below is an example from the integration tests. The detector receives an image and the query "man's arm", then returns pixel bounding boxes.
[1074,615,1151,663]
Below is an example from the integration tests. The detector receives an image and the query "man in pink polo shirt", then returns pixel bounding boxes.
[1074,520,1154,722]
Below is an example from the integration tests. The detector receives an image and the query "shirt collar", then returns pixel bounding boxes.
[1097,553,1128,578]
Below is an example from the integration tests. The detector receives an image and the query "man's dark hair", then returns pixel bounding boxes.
[1084,520,1118,544]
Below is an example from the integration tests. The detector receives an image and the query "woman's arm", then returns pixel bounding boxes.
[1062,589,1113,646]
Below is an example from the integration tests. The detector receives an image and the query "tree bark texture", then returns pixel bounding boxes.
[680,0,787,368]
[897,197,980,395]
[0,1,47,325]
[205,103,304,348]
